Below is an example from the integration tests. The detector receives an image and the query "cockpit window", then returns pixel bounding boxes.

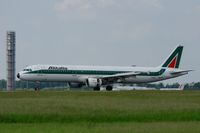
[23,69,32,72]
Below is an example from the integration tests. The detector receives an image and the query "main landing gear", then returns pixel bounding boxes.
[93,86,101,91]
[93,85,113,91]
[106,85,113,91]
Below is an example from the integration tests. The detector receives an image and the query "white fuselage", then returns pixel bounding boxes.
[17,65,187,84]
[17,46,190,90]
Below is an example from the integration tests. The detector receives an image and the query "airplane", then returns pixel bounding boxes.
[17,45,192,91]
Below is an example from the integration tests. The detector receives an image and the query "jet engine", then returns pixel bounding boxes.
[86,78,102,88]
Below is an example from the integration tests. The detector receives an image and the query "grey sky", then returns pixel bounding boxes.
[0,0,200,83]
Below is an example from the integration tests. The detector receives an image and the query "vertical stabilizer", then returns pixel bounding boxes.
[161,45,183,69]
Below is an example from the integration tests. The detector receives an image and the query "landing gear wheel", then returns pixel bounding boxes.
[35,81,40,91]
[106,86,113,91]
[93,86,100,91]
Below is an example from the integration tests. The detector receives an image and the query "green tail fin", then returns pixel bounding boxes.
[161,45,183,69]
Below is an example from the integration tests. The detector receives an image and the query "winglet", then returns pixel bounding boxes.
[161,45,184,69]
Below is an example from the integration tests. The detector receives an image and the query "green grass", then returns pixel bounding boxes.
[1,122,200,133]
[0,91,200,132]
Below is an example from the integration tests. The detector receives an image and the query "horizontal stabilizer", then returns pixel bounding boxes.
[170,70,193,75]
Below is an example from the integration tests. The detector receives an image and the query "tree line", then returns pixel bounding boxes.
[0,80,67,90]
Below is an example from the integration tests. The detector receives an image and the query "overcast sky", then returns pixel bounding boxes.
[0,0,200,83]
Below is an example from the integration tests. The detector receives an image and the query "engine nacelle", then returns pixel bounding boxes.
[86,78,102,88]
[68,82,84,88]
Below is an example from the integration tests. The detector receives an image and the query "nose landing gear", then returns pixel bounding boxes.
[34,81,40,91]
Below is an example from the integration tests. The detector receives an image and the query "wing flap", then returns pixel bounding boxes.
[95,71,141,84]
[99,72,141,79]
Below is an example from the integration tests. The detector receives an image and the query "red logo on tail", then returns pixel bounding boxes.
[168,57,177,68]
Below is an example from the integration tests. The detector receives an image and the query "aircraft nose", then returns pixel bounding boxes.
[17,73,20,79]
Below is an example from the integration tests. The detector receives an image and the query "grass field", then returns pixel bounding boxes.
[0,90,200,133]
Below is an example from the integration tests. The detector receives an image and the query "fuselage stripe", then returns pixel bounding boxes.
[26,69,166,77]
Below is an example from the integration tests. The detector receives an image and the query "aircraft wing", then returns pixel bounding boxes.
[97,71,141,84]
[100,72,141,79]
